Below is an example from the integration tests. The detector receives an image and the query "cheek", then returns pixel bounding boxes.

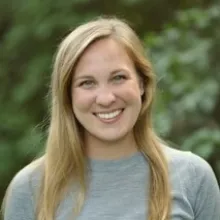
[72,89,94,112]
[118,82,142,102]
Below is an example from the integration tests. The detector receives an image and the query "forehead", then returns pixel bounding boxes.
[74,38,135,76]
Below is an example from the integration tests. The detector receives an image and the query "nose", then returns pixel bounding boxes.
[95,86,116,106]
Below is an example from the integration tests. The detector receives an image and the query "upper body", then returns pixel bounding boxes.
[3,18,220,220]
[4,145,220,220]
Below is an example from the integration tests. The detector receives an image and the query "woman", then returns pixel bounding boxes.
[3,17,220,220]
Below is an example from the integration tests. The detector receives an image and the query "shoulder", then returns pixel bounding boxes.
[161,144,215,179]
[161,144,220,212]
[6,157,44,203]
[3,158,44,220]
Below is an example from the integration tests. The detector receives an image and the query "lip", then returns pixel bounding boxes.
[93,108,124,124]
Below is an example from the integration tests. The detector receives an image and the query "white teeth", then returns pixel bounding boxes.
[96,109,122,120]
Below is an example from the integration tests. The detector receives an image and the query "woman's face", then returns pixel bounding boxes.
[71,38,144,144]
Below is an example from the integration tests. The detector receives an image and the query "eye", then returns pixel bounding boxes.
[79,80,95,89]
[112,74,127,83]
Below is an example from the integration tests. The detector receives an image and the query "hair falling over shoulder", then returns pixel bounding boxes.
[21,17,171,220]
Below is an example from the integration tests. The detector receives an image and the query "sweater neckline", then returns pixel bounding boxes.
[87,151,147,172]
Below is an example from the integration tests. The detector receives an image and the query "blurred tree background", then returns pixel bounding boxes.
[0,0,220,210]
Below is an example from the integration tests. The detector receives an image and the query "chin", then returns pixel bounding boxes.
[91,130,130,143]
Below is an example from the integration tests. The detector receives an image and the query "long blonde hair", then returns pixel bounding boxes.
[7,17,171,220]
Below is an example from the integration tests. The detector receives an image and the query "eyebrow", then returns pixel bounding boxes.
[74,68,128,81]
[74,75,94,81]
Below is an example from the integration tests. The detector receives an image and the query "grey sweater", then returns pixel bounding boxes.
[3,146,220,220]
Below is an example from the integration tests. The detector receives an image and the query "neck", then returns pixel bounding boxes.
[84,131,138,160]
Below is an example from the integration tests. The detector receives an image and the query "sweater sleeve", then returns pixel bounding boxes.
[188,153,220,220]
[3,167,36,220]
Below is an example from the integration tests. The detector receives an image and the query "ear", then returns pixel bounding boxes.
[139,78,144,96]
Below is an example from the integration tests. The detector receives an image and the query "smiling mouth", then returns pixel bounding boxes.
[94,109,124,120]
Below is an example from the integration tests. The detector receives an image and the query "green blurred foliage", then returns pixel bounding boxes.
[148,5,220,176]
[0,0,219,208]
